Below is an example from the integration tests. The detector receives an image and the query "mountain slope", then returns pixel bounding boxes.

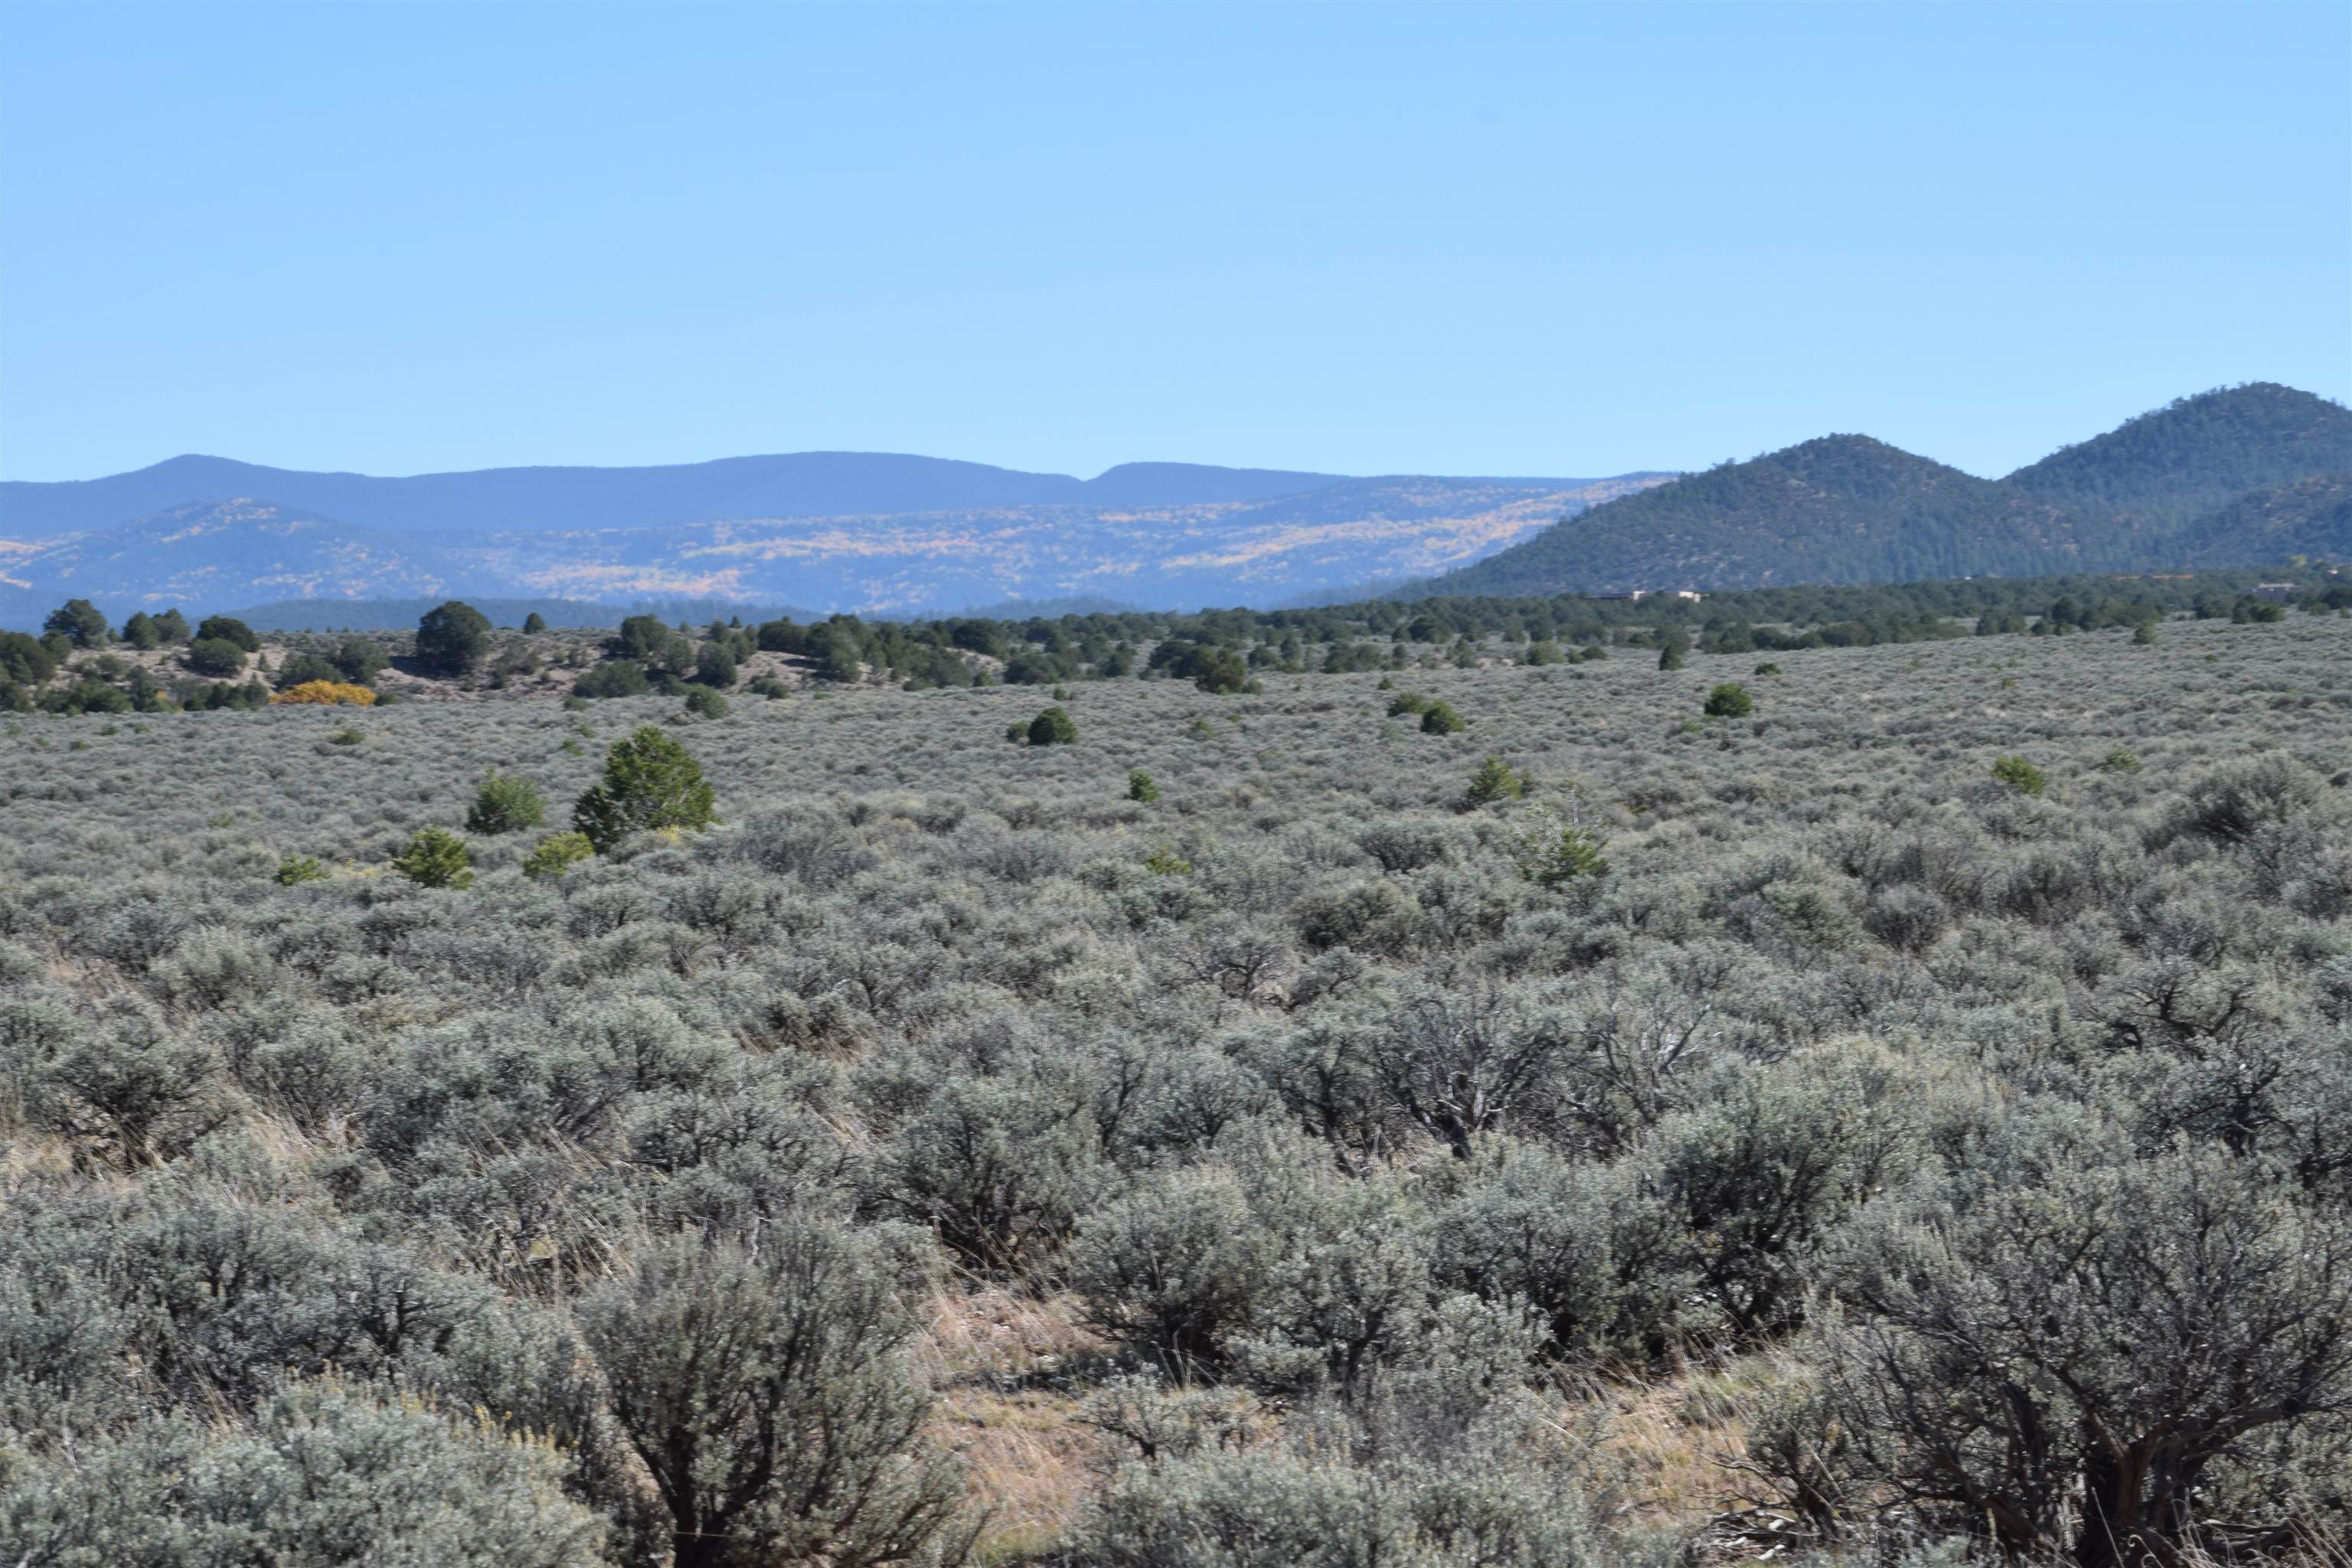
[2173,473,2352,565]
[2005,383,2352,525]
[0,452,1352,540]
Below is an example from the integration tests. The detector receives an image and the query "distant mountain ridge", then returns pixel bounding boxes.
[0,452,1376,541]
[1426,384,2352,599]
[6,384,2345,626]
[0,452,1668,624]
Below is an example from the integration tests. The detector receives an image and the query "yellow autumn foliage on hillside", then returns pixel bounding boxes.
[273,681,377,707]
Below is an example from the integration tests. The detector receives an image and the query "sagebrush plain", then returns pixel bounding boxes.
[3,608,2350,1568]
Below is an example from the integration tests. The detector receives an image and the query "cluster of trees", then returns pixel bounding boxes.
[2,603,287,714]
[2,605,2347,1564]
[372,728,720,893]
[3,597,544,713]
[13,566,2342,716]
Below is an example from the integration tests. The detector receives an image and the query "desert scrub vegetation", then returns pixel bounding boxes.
[1,610,2349,1566]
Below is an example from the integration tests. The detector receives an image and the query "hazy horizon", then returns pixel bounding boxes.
[5,3,2346,485]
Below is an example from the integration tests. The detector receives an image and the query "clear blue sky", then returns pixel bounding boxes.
[3,2,2346,484]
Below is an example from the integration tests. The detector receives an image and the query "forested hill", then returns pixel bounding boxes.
[1424,436,2122,596]
[2174,472,2352,564]
[1426,383,2352,598]
[2005,382,2352,524]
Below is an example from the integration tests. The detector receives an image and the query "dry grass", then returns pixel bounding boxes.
[936,1387,1099,1565]
[1593,1370,1750,1535]
[910,1283,1761,1563]
[916,1286,1109,1563]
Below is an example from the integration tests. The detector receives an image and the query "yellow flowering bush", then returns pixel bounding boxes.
[273,681,377,707]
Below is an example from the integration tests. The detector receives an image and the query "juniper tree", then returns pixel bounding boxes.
[43,599,109,648]
[416,601,494,675]
[1704,682,1753,717]
[466,770,547,835]
[1027,706,1079,745]
[574,726,718,851]
[391,827,475,889]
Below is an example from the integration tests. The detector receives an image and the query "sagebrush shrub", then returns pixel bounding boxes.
[578,1224,967,1568]
[2,607,2347,1566]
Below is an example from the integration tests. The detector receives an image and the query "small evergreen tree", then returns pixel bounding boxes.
[273,854,329,886]
[466,771,547,835]
[694,642,738,688]
[185,638,247,678]
[523,612,548,634]
[1419,701,1468,735]
[1463,753,1527,806]
[1510,810,1610,887]
[1991,754,2047,795]
[332,636,387,684]
[1191,648,1250,695]
[574,661,652,699]
[1704,682,1754,718]
[416,600,494,675]
[391,827,475,889]
[44,599,111,647]
[1027,706,1078,745]
[1127,769,1161,803]
[522,831,596,880]
[683,686,730,720]
[573,727,717,851]
[194,615,261,652]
